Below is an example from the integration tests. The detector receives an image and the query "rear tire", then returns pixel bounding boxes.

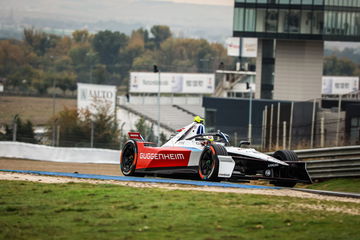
[272,150,298,188]
[198,144,227,181]
[120,140,138,176]
[273,150,298,162]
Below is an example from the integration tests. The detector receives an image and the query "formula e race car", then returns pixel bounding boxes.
[120,118,312,187]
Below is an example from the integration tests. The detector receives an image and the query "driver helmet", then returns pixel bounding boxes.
[193,116,204,124]
[203,135,214,142]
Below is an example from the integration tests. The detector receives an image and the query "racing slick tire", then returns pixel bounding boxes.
[198,144,228,181]
[272,150,298,188]
[120,140,139,176]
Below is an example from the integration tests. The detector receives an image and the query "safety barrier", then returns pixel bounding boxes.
[0,141,119,164]
[294,145,360,161]
[295,145,360,180]
[306,158,360,179]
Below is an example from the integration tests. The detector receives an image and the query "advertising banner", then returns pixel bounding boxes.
[130,72,215,94]
[77,83,117,115]
[241,38,257,58]
[322,76,359,95]
[226,37,257,58]
[226,37,240,57]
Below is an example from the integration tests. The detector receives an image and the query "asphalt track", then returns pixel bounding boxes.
[0,169,280,189]
[1,158,360,198]
[0,158,279,189]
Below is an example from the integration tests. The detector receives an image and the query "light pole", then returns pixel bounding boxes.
[154,65,161,146]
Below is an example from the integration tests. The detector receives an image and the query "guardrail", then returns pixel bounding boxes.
[293,145,360,180]
[294,145,360,161]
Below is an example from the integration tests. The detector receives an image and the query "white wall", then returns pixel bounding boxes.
[0,142,120,164]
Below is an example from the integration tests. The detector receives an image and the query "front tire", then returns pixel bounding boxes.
[198,144,227,181]
[120,140,138,176]
[272,150,298,187]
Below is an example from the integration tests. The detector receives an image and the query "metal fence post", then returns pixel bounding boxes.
[269,104,274,150]
[336,95,342,146]
[288,101,294,149]
[320,117,325,148]
[56,125,60,147]
[264,106,268,151]
[261,109,265,150]
[52,123,56,146]
[91,121,94,148]
[276,102,280,149]
[310,99,316,148]
[12,122,17,142]
[283,121,287,149]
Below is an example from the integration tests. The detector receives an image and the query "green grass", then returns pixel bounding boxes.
[0,181,360,240]
[302,178,360,193]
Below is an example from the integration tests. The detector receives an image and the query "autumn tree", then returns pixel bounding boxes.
[150,25,172,49]
[92,30,128,66]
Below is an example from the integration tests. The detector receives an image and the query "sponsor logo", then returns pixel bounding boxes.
[80,88,114,101]
[140,153,185,160]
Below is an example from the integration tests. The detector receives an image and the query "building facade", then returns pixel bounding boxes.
[233,0,360,101]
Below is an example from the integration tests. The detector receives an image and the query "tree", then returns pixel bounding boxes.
[324,55,357,76]
[150,25,172,49]
[92,30,128,66]
[48,104,120,149]
[134,118,157,142]
[23,28,59,56]
[72,29,91,43]
[0,115,37,143]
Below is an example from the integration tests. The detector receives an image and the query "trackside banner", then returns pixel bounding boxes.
[129,72,215,94]
[77,83,117,115]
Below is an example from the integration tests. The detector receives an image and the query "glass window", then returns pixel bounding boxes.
[312,11,324,34]
[256,8,266,32]
[314,0,324,5]
[245,8,256,31]
[349,12,355,35]
[351,118,359,127]
[278,9,289,33]
[286,10,301,33]
[277,0,290,4]
[355,13,360,35]
[302,0,313,4]
[301,10,312,34]
[291,0,301,4]
[246,0,256,3]
[234,8,245,31]
[341,12,350,35]
[235,0,246,2]
[257,0,267,3]
[266,9,278,32]
[205,109,216,133]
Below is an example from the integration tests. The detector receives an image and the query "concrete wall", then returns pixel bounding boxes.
[0,141,119,164]
[274,40,323,101]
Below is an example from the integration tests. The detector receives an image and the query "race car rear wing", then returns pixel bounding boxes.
[128,132,144,141]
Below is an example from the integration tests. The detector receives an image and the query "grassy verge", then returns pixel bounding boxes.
[301,178,360,193]
[0,180,359,240]
[0,96,76,125]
